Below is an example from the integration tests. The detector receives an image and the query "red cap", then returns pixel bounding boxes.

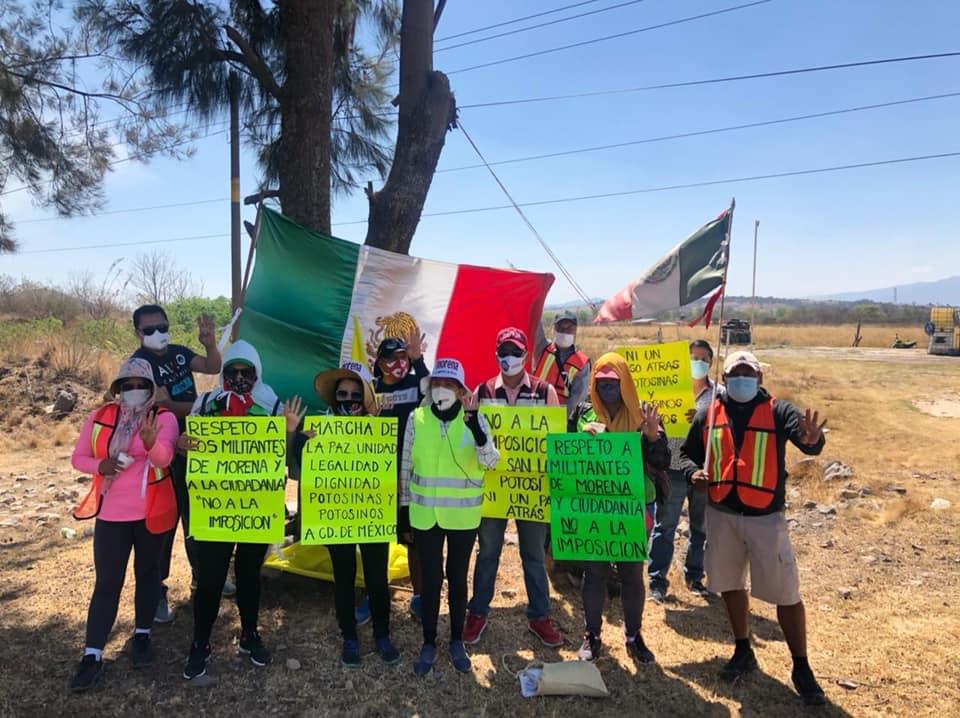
[496,326,528,351]
[594,366,619,380]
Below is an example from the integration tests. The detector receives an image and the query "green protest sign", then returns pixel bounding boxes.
[547,432,648,562]
[186,416,287,543]
[299,416,398,545]
[480,406,566,523]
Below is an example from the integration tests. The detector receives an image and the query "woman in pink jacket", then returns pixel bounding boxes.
[68,357,179,692]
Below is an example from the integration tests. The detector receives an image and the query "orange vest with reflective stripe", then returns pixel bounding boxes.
[704,397,779,511]
[533,344,589,401]
[73,404,178,534]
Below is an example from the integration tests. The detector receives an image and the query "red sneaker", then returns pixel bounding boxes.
[462,613,487,645]
[528,617,563,647]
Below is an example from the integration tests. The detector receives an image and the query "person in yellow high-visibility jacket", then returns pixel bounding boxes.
[399,358,500,677]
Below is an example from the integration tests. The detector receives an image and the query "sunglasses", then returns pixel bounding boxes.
[336,389,363,402]
[497,345,525,358]
[120,380,151,392]
[140,324,169,336]
[225,367,256,380]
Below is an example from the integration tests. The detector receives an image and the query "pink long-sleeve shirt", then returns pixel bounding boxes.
[72,408,179,522]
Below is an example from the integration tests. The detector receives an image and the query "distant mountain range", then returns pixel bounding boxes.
[819,275,960,305]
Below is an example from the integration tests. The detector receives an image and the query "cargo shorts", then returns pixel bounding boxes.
[704,505,802,606]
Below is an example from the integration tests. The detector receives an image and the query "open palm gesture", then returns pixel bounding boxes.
[197,314,216,347]
[283,395,308,433]
[139,412,159,451]
[797,408,826,445]
[640,404,661,441]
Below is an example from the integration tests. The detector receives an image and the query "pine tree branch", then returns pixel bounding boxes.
[224,24,282,99]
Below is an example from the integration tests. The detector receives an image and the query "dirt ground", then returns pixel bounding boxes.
[1,346,959,717]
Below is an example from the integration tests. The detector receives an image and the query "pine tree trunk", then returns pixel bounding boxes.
[364,0,455,254]
[277,0,335,235]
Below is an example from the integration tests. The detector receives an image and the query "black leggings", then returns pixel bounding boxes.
[192,540,268,645]
[159,453,197,586]
[85,519,167,649]
[328,542,390,641]
[414,524,477,646]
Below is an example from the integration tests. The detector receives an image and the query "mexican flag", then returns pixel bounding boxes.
[239,209,554,410]
[594,208,731,323]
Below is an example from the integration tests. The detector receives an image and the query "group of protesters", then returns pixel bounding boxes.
[67,304,828,706]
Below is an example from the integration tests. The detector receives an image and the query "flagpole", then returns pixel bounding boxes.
[702,197,736,476]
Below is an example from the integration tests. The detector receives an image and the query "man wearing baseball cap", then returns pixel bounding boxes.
[680,350,828,706]
[533,310,591,419]
[464,327,563,648]
[399,358,500,676]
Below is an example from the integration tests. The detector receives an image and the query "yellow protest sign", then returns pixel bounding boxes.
[480,406,567,523]
[299,416,398,545]
[617,341,695,439]
[186,416,287,543]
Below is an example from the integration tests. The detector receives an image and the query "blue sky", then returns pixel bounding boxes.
[4,0,960,304]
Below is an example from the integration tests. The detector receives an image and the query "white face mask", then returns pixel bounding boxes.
[554,332,575,349]
[690,359,711,380]
[498,354,526,377]
[142,331,170,352]
[121,389,151,408]
[432,387,458,411]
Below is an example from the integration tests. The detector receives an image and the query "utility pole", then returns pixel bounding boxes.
[750,219,760,329]
[229,71,241,311]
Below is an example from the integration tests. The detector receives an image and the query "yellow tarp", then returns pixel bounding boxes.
[263,542,409,587]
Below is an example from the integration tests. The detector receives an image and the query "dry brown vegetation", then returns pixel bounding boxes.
[1,327,959,716]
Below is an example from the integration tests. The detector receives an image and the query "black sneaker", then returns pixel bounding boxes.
[626,632,655,664]
[183,642,210,680]
[686,579,713,598]
[376,637,401,665]
[69,655,104,693]
[341,639,361,668]
[239,631,271,667]
[648,586,668,604]
[792,665,827,706]
[131,633,153,668]
[719,647,758,682]
[577,632,601,662]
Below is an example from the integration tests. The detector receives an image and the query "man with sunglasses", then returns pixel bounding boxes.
[374,329,430,622]
[463,327,563,648]
[131,304,224,622]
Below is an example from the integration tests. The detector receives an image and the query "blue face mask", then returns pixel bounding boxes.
[725,376,759,403]
[596,382,621,403]
[690,359,711,380]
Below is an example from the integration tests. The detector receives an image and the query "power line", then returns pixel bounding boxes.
[333,150,960,225]
[460,51,960,109]
[17,233,228,255]
[457,119,597,310]
[446,0,772,76]
[15,150,960,254]
[440,91,960,173]
[436,0,605,42]
[15,197,228,224]
[435,0,649,53]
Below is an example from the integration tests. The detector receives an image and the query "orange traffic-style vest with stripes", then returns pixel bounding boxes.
[533,343,589,401]
[704,397,779,511]
[73,403,178,534]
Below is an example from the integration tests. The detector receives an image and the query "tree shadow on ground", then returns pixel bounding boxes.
[673,657,854,718]
[664,600,784,643]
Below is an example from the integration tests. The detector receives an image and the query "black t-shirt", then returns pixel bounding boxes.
[133,344,199,403]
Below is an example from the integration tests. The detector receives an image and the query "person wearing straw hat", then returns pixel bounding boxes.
[569,352,669,665]
[681,349,828,706]
[399,358,500,676]
[313,360,401,668]
[69,357,180,692]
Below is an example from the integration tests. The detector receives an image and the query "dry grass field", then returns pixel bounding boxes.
[1,324,958,716]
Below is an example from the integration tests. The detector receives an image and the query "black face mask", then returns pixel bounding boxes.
[596,382,621,403]
[336,400,364,416]
[226,375,254,395]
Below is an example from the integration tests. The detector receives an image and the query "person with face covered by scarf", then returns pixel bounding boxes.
[310,361,401,668]
[373,327,430,621]
[569,352,670,665]
[398,359,500,676]
[69,358,180,692]
[178,340,306,681]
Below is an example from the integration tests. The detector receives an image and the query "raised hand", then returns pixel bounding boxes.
[640,403,662,441]
[198,314,216,347]
[406,326,424,361]
[139,412,159,451]
[283,395,308,433]
[797,408,826,445]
